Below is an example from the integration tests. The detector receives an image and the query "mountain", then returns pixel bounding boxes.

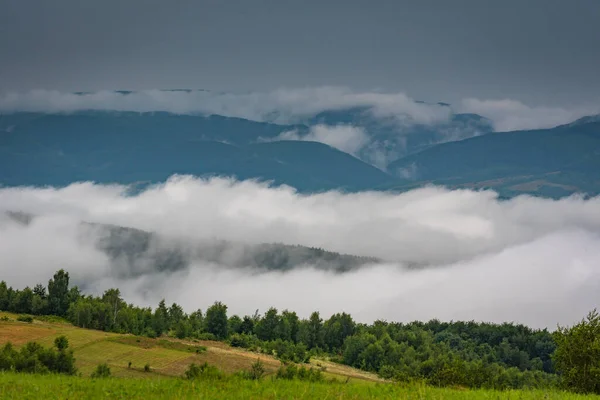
[1,107,598,197]
[0,111,393,191]
[387,117,600,197]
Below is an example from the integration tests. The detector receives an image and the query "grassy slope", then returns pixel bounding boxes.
[0,312,379,382]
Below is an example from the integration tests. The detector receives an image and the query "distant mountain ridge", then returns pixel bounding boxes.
[0,104,599,198]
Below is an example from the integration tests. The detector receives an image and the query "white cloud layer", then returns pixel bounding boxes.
[1,176,600,329]
[460,98,600,131]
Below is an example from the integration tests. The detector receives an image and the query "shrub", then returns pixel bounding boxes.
[297,365,324,382]
[144,363,151,372]
[378,364,397,379]
[249,359,265,380]
[275,363,324,382]
[143,328,157,339]
[276,364,298,380]
[184,362,223,380]
[0,340,76,375]
[91,363,111,378]
[195,332,218,341]
[0,316,10,322]
[229,333,256,348]
[54,336,69,351]
[17,315,33,323]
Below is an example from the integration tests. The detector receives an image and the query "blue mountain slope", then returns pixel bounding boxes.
[247,141,393,190]
[0,112,395,191]
[386,119,600,197]
[0,111,300,149]
[2,109,599,197]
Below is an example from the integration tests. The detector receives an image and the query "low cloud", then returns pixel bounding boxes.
[1,176,600,328]
[460,98,600,131]
[267,124,370,157]
[0,87,451,126]
[1,88,598,133]
[395,162,419,180]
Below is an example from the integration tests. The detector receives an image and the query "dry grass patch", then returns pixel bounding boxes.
[0,321,58,345]
[310,358,384,383]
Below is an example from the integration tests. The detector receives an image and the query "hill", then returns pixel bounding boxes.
[387,118,600,197]
[0,311,380,383]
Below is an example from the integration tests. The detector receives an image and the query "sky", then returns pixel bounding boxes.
[1,177,600,329]
[2,0,600,108]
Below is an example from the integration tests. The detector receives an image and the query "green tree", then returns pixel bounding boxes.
[48,270,70,316]
[153,299,169,336]
[281,310,300,342]
[68,298,94,328]
[0,281,9,310]
[205,301,228,339]
[256,307,280,341]
[342,333,376,367]
[174,318,192,339]
[240,316,254,334]
[169,303,185,325]
[33,284,46,299]
[228,315,243,335]
[305,311,324,349]
[553,309,600,394]
[31,295,48,315]
[13,287,34,314]
[102,288,124,327]
[189,309,204,334]
[324,312,356,351]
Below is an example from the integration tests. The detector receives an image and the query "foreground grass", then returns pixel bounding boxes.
[1,373,599,400]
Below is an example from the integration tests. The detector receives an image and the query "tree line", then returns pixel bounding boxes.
[0,269,598,393]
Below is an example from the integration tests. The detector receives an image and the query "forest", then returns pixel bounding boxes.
[1,269,599,394]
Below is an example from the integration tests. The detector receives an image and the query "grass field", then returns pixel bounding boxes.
[1,372,599,400]
[1,312,600,399]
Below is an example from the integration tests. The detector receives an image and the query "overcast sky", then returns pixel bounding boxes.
[1,0,599,107]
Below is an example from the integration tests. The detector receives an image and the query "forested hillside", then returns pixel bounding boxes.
[4,212,378,277]
[4,269,598,392]
[387,118,600,197]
